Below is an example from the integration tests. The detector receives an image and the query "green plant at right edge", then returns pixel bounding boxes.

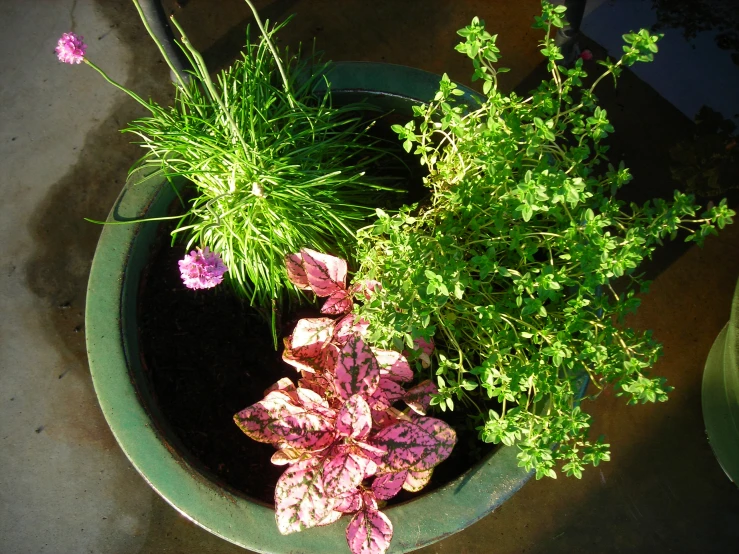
[351,1,735,479]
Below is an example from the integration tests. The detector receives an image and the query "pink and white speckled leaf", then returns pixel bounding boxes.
[282,343,319,374]
[378,378,405,404]
[323,451,371,497]
[371,406,407,430]
[368,390,391,416]
[316,509,344,527]
[334,314,370,346]
[336,394,372,439]
[271,447,305,466]
[296,387,336,419]
[269,411,336,450]
[353,440,387,462]
[234,391,302,445]
[372,418,456,472]
[296,386,328,407]
[321,288,354,315]
[350,279,383,299]
[275,459,333,534]
[360,490,379,511]
[283,318,336,373]
[333,314,357,346]
[321,342,340,374]
[334,490,363,513]
[298,370,335,398]
[285,253,311,290]
[413,416,457,453]
[291,318,335,350]
[371,471,408,500]
[264,377,300,402]
[403,379,438,415]
[300,248,347,297]
[336,335,381,399]
[372,349,414,382]
[346,509,393,554]
[402,469,434,492]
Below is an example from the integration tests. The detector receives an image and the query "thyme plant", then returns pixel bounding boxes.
[352,1,735,479]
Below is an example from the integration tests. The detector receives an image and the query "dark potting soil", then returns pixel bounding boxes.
[137,108,494,506]
[138,223,495,506]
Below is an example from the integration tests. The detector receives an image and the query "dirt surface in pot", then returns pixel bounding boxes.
[138,222,495,506]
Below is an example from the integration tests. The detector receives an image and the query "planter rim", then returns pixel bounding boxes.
[86,61,532,553]
[702,275,739,484]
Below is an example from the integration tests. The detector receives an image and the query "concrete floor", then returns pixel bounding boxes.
[1,0,737,552]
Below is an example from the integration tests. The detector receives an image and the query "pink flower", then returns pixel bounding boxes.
[178,247,228,290]
[55,32,87,64]
[579,49,594,62]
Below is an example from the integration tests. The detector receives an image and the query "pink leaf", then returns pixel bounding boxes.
[372,349,414,382]
[351,279,383,299]
[323,451,371,498]
[264,377,300,402]
[336,394,372,440]
[334,490,363,513]
[285,253,311,290]
[321,288,354,315]
[291,318,336,350]
[269,411,336,450]
[353,440,388,463]
[233,392,303,445]
[371,471,407,500]
[377,378,405,404]
[298,370,335,398]
[371,418,456,472]
[403,469,434,492]
[404,337,435,368]
[334,314,370,346]
[372,408,400,429]
[275,459,333,534]
[403,379,438,415]
[333,314,358,345]
[271,447,305,466]
[336,335,381,399]
[316,509,344,527]
[283,318,337,373]
[360,490,379,511]
[415,337,435,356]
[296,386,329,408]
[301,248,347,297]
[296,387,336,419]
[346,509,393,554]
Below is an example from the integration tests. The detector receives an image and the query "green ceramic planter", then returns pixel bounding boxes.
[86,62,533,553]
[703,275,739,484]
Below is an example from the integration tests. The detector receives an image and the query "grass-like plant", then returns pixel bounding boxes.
[63,0,405,339]
[351,1,735,479]
[126,9,403,308]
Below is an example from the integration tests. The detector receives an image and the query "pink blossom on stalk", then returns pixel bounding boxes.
[55,33,87,64]
[178,247,228,290]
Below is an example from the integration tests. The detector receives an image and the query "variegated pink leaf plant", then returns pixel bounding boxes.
[234,249,456,554]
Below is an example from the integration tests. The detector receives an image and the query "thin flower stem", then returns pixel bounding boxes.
[84,60,154,112]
